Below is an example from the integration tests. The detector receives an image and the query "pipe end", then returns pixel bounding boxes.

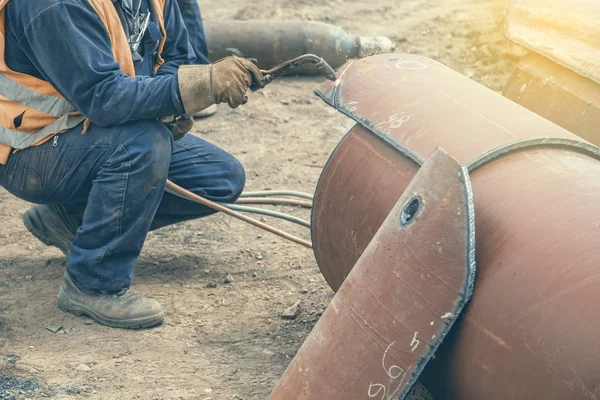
[357,36,395,58]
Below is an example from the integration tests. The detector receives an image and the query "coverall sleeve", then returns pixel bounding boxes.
[155,0,197,76]
[16,2,185,127]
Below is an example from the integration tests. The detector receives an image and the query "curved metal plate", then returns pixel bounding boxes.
[269,148,475,400]
[315,54,578,166]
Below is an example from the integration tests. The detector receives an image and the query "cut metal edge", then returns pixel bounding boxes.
[314,84,426,166]
[394,152,477,400]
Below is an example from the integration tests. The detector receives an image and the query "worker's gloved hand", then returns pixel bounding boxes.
[162,115,194,140]
[177,56,265,115]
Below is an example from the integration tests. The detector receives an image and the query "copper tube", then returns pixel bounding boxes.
[165,180,312,248]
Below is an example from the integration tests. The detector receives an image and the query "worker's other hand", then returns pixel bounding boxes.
[162,115,194,141]
[177,56,265,115]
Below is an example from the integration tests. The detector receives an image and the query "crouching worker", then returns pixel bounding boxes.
[0,0,264,329]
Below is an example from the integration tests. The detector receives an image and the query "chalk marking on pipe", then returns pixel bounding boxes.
[368,383,386,399]
[330,60,356,110]
[335,60,355,87]
[410,332,420,352]
[345,100,358,112]
[382,342,404,379]
[396,60,428,70]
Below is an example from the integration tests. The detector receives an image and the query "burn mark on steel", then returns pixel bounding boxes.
[465,315,512,350]
[367,288,400,322]
[348,306,390,346]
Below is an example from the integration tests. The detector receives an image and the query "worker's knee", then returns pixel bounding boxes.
[122,120,173,182]
[221,155,246,203]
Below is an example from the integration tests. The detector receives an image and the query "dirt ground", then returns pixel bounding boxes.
[0,0,527,399]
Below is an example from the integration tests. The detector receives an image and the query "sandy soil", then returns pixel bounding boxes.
[0,0,526,399]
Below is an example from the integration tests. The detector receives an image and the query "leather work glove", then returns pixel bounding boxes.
[162,115,194,140]
[177,56,265,115]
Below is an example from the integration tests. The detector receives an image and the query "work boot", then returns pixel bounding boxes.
[23,205,78,256]
[58,273,164,329]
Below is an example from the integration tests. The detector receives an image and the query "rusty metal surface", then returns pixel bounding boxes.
[269,149,475,400]
[505,52,600,145]
[312,54,600,399]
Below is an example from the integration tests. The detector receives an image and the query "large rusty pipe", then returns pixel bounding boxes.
[311,54,600,399]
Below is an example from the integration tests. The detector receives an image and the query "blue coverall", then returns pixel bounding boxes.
[0,0,245,292]
[176,0,210,64]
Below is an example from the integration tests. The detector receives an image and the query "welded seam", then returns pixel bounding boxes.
[315,88,427,167]
[467,137,600,172]
[460,164,477,302]
[394,162,476,400]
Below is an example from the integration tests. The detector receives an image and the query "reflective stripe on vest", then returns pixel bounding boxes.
[0,114,85,149]
[0,72,77,117]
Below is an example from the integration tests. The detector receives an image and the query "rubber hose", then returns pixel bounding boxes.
[235,197,313,208]
[165,180,312,248]
[218,203,311,228]
[240,190,314,200]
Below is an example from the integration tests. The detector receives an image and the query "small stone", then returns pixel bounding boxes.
[224,274,234,284]
[76,364,91,372]
[46,323,63,333]
[255,254,263,260]
[204,269,210,274]
[300,289,309,294]
[84,319,93,325]
[252,272,258,277]
[280,100,290,105]
[25,275,33,281]
[280,301,301,320]
[207,282,218,288]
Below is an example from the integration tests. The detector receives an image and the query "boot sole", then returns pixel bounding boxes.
[58,290,164,330]
[23,212,70,256]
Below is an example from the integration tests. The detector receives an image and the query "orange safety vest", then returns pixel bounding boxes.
[0,0,167,164]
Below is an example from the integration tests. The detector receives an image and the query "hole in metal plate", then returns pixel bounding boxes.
[400,196,421,226]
